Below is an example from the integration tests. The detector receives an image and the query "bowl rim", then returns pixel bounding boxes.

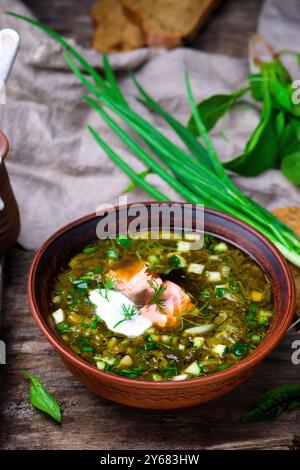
[0,130,9,162]
[28,203,296,388]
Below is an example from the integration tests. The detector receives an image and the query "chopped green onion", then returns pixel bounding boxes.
[116,235,133,248]
[83,246,97,254]
[231,343,249,357]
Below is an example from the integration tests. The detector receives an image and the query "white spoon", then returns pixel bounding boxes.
[0,28,20,85]
[0,29,20,211]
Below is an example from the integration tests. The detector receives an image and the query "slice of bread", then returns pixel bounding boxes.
[92,0,145,53]
[122,0,220,48]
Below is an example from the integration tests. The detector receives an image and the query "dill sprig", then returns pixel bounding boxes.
[148,280,167,312]
[98,275,115,301]
[113,304,138,328]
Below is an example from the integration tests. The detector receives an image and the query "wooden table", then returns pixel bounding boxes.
[1,0,300,451]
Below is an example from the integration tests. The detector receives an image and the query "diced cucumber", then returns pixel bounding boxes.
[192,336,205,348]
[187,263,204,274]
[177,241,191,252]
[149,334,160,342]
[145,326,155,334]
[221,265,231,276]
[259,309,273,318]
[106,247,119,260]
[215,283,229,298]
[161,335,171,344]
[52,308,64,324]
[185,361,201,376]
[171,374,188,381]
[212,344,227,357]
[258,309,273,325]
[96,361,106,371]
[258,315,269,325]
[206,271,222,283]
[213,242,228,253]
[95,355,115,366]
[152,373,163,382]
[184,232,200,241]
[251,334,261,342]
[184,324,215,335]
[119,355,133,368]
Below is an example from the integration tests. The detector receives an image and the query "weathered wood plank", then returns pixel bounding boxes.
[0,248,299,450]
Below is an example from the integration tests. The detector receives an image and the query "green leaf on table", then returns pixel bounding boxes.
[188,87,249,134]
[241,384,300,422]
[281,152,300,185]
[23,370,62,423]
[225,82,278,176]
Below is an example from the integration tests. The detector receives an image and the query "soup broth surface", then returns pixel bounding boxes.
[51,234,274,381]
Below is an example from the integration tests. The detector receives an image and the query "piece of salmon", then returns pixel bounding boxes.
[140,280,193,328]
[110,260,193,328]
[109,260,162,305]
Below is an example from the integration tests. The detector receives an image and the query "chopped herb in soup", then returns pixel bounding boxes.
[51,234,274,381]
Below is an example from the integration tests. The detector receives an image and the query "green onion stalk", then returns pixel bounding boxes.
[8,12,300,267]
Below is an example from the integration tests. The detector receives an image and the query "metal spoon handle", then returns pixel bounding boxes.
[0,28,20,84]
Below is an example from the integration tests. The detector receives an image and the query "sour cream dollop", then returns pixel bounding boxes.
[89,289,152,338]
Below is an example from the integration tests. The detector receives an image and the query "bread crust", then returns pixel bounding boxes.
[122,0,221,48]
[91,0,145,52]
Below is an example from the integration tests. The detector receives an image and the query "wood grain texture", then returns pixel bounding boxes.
[1,248,300,450]
[3,0,300,451]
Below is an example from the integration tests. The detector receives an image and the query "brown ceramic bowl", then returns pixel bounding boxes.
[0,130,20,254]
[28,203,295,409]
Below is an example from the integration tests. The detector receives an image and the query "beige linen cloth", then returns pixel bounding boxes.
[0,0,300,250]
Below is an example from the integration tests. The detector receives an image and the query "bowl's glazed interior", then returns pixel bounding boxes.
[0,130,20,254]
[28,204,295,408]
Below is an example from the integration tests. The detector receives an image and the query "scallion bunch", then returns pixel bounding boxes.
[8,12,300,267]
